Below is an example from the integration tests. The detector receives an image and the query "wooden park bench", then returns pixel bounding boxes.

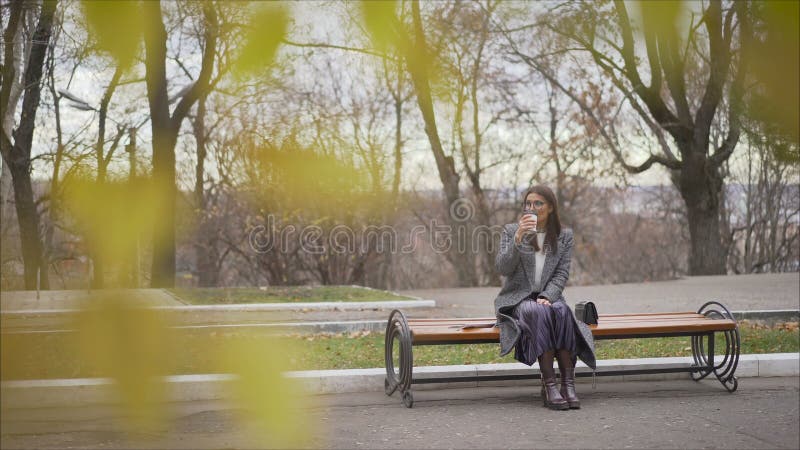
[384,301,740,408]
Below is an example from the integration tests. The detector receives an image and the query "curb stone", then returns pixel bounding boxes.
[2,353,797,409]
[1,299,436,316]
[733,309,799,325]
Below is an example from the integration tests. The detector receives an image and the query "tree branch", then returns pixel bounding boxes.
[172,1,217,126]
[653,20,692,127]
[613,0,685,142]
[712,1,748,166]
[281,38,393,60]
[0,0,24,158]
[693,0,730,151]
[508,41,682,173]
[96,64,123,180]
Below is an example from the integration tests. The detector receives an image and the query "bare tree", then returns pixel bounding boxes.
[373,51,412,289]
[142,0,218,287]
[0,0,58,290]
[361,0,482,285]
[278,4,414,289]
[504,1,753,275]
[186,2,246,287]
[431,0,507,285]
[726,129,799,273]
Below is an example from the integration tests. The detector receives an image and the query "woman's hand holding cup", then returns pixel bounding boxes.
[515,210,537,244]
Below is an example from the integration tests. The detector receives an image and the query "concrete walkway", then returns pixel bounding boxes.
[0,288,185,311]
[2,273,797,325]
[2,377,798,449]
[400,272,800,318]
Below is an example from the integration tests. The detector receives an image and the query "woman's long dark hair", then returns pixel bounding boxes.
[520,185,561,254]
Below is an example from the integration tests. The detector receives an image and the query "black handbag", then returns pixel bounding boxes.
[574,301,598,325]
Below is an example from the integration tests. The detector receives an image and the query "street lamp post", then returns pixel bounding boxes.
[62,90,146,289]
[125,128,139,288]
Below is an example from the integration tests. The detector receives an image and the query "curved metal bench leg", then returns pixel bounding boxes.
[385,309,414,406]
[384,311,399,397]
[692,301,740,392]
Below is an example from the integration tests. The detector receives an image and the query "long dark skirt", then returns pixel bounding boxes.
[511,293,577,366]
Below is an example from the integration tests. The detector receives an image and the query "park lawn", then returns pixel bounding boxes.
[1,322,797,380]
[167,285,413,305]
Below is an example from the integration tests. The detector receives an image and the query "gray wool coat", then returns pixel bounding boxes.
[493,223,596,370]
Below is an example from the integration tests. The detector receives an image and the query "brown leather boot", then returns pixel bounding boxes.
[559,367,580,409]
[538,351,568,410]
[556,349,580,409]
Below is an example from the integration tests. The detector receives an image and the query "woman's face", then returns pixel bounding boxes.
[524,192,553,225]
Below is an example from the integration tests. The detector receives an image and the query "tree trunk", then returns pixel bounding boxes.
[407,0,477,286]
[143,0,217,288]
[684,202,727,275]
[144,0,179,288]
[8,158,48,289]
[0,0,57,290]
[45,37,63,284]
[193,95,217,287]
[149,129,178,288]
[473,191,498,286]
[90,72,119,289]
[676,153,727,275]
[376,59,405,290]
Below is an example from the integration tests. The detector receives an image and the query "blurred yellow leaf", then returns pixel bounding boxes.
[233,4,289,78]
[749,1,800,151]
[80,0,144,67]
[70,294,174,432]
[360,0,399,51]
[638,0,684,38]
[214,333,313,447]
[63,177,163,277]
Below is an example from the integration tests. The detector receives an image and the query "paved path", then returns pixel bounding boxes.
[400,272,800,319]
[1,273,797,329]
[0,288,184,311]
[2,377,798,449]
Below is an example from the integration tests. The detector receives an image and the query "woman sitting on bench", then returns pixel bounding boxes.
[494,185,596,410]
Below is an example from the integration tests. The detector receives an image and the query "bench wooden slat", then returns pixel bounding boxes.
[407,312,706,324]
[409,312,708,320]
[406,317,712,331]
[410,327,500,343]
[408,317,737,343]
[591,315,707,322]
[408,318,499,323]
[599,312,708,317]
[589,319,737,335]
[403,310,736,344]
[406,314,708,329]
